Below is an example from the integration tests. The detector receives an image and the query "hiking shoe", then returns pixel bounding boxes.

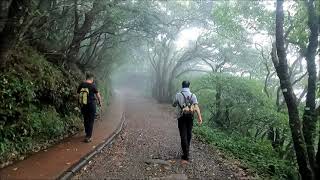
[84,137,92,143]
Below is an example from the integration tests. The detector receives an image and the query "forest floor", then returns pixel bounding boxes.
[72,89,252,180]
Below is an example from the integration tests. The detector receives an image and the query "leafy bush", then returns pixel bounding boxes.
[0,107,82,166]
[193,126,298,179]
[187,74,298,179]
[0,47,83,167]
[191,74,290,141]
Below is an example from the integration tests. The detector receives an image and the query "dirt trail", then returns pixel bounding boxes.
[72,90,250,179]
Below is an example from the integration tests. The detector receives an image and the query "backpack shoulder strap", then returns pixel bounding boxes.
[180,91,187,103]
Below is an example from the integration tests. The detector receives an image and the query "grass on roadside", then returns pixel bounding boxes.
[193,125,299,179]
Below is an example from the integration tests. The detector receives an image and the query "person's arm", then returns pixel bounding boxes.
[192,94,202,125]
[172,94,178,107]
[76,84,82,106]
[77,83,82,94]
[95,92,102,107]
[194,104,203,125]
[93,84,102,107]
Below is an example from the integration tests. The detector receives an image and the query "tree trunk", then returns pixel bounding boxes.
[268,127,282,151]
[302,0,319,172]
[0,0,31,68]
[274,1,314,179]
[167,74,175,100]
[317,125,320,178]
[263,62,271,98]
[66,0,104,67]
[225,104,231,129]
[275,86,284,112]
[0,0,12,32]
[317,141,320,178]
[215,82,223,128]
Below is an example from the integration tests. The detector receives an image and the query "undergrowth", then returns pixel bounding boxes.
[193,125,299,180]
[0,46,83,168]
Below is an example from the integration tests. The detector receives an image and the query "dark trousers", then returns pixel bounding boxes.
[178,116,193,160]
[81,104,96,138]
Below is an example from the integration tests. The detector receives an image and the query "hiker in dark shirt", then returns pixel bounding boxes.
[77,72,102,143]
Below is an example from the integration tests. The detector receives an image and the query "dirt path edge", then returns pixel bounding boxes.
[59,112,126,180]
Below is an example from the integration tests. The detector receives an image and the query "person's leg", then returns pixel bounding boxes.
[81,107,89,137]
[178,117,188,160]
[186,117,194,159]
[86,105,96,139]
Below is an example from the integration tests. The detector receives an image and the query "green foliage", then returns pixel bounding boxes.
[0,106,82,163]
[212,1,248,41]
[286,1,309,51]
[212,1,274,42]
[27,107,66,139]
[189,74,298,178]
[193,126,298,179]
[95,77,112,107]
[0,46,82,167]
[193,74,289,135]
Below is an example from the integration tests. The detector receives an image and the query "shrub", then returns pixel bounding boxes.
[193,126,298,179]
[0,46,83,167]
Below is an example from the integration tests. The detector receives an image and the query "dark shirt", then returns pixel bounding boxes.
[77,82,98,105]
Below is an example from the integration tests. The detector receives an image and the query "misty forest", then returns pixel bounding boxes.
[0,0,320,179]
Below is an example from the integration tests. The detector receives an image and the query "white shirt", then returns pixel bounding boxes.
[173,88,198,118]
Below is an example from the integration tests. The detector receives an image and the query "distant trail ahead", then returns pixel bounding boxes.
[72,89,249,179]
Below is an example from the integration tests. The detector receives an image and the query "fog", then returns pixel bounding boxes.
[106,0,317,105]
[1,0,319,178]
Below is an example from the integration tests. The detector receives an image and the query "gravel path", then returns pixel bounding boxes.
[72,91,250,180]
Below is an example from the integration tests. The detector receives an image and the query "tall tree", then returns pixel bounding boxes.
[273,0,313,179]
[302,0,319,173]
[0,0,12,32]
[0,0,32,68]
[66,0,105,68]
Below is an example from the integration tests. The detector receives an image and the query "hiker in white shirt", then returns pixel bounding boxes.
[173,80,203,164]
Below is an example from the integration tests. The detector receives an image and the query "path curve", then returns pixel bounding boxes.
[72,89,249,179]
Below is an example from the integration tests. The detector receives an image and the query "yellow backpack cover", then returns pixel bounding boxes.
[79,88,89,105]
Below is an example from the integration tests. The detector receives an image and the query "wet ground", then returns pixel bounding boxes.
[72,90,250,179]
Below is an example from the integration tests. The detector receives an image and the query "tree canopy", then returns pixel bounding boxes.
[0,0,319,179]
